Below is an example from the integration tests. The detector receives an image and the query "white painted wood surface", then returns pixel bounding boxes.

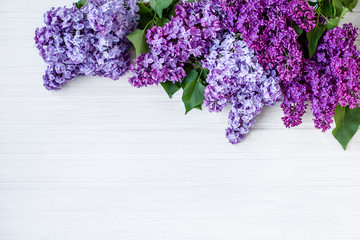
[1,1,360,239]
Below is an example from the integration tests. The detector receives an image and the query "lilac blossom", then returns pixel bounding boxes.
[84,0,139,38]
[219,0,316,84]
[325,24,360,109]
[35,0,139,90]
[281,24,360,131]
[280,78,310,128]
[203,32,282,144]
[129,0,223,88]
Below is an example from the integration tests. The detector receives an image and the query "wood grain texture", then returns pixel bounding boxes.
[0,1,360,239]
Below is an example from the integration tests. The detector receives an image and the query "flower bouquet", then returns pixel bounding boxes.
[35,0,360,149]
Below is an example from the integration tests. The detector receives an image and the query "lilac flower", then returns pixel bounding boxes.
[129,0,223,88]
[35,0,139,90]
[280,79,310,128]
[203,32,282,144]
[219,0,315,84]
[325,24,360,109]
[84,0,139,38]
[43,64,84,90]
[281,24,360,131]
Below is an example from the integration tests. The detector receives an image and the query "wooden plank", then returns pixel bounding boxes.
[1,1,360,240]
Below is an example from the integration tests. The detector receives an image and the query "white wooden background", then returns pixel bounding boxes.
[1,1,360,239]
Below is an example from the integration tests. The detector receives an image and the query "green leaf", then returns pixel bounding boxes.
[293,24,304,37]
[326,19,340,30]
[181,70,198,89]
[200,69,208,81]
[155,17,170,27]
[150,0,173,18]
[333,0,343,16]
[342,0,358,11]
[325,7,349,30]
[126,29,150,57]
[138,2,152,15]
[194,104,203,110]
[165,0,180,17]
[161,81,181,99]
[76,0,88,9]
[182,71,206,114]
[332,106,360,150]
[320,1,333,17]
[308,1,319,6]
[137,3,154,29]
[306,24,326,57]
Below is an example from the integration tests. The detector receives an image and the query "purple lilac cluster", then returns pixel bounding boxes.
[203,32,282,144]
[302,59,338,132]
[84,0,139,38]
[280,78,310,128]
[129,0,223,88]
[219,0,315,84]
[35,0,139,90]
[281,24,360,131]
[325,24,360,109]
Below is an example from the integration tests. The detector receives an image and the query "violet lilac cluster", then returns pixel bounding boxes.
[35,0,139,90]
[219,0,316,84]
[203,32,282,144]
[129,0,223,88]
[281,24,360,131]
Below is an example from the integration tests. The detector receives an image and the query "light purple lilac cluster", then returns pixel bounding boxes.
[129,0,223,88]
[203,32,282,144]
[85,0,139,38]
[281,24,360,131]
[35,0,139,90]
[219,0,315,84]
